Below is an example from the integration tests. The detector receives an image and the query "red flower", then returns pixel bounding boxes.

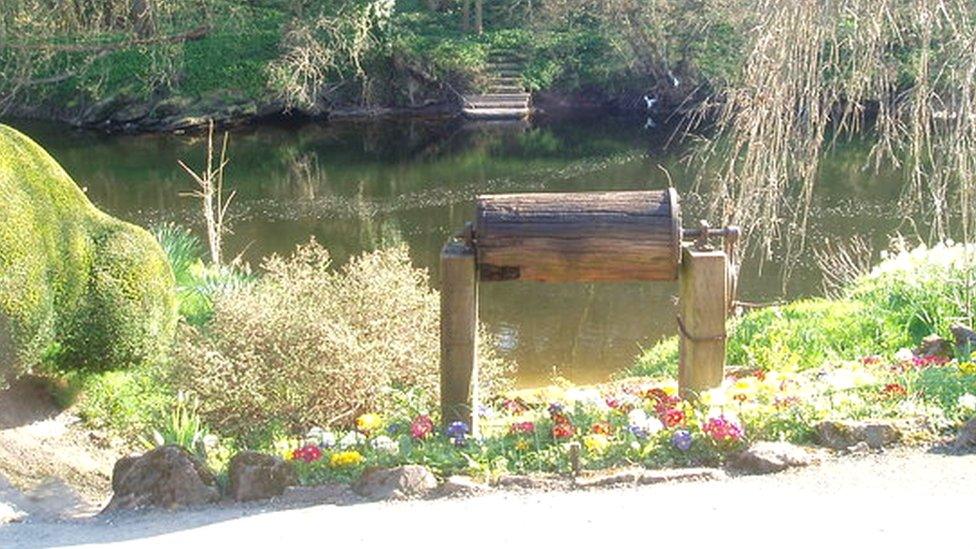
[552,421,575,439]
[291,444,323,463]
[913,355,949,368]
[861,355,882,366]
[502,398,529,414]
[882,383,908,398]
[509,421,536,435]
[410,415,435,440]
[661,408,685,428]
[702,416,743,443]
[591,422,613,435]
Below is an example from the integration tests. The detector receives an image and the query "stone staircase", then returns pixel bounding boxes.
[462,49,531,120]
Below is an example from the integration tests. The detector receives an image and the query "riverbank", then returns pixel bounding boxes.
[1,1,724,134]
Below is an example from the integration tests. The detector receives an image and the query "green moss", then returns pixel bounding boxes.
[0,124,177,376]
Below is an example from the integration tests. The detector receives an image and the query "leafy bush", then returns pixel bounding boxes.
[173,240,511,444]
[0,124,177,378]
[153,223,252,326]
[73,360,177,438]
[629,243,976,378]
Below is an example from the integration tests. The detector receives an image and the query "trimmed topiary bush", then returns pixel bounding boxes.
[0,124,177,377]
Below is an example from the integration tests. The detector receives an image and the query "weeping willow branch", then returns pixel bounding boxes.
[695,0,976,271]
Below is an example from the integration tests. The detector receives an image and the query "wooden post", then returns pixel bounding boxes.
[440,240,479,435]
[678,246,727,399]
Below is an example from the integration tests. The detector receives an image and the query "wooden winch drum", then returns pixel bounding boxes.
[473,189,682,283]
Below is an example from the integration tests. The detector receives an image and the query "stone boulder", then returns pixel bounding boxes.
[951,324,976,356]
[730,441,819,474]
[436,475,491,497]
[353,465,437,500]
[916,334,952,358]
[814,420,901,450]
[953,418,976,451]
[227,451,297,502]
[104,445,219,511]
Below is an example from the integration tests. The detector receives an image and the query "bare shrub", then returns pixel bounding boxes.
[172,240,511,441]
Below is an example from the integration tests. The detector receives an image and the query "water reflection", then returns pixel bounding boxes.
[6,116,906,386]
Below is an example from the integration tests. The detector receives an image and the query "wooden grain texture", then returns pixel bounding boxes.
[678,247,727,399]
[474,190,680,283]
[439,241,480,435]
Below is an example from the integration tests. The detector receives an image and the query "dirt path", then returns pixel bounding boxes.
[0,378,125,521]
[2,447,973,548]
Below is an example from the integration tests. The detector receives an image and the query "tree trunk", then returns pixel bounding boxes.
[461,0,470,31]
[474,0,483,34]
[130,0,156,37]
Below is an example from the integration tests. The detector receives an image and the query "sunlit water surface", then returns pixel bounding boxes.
[9,117,905,386]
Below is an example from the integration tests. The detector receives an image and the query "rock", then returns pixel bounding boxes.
[846,441,872,455]
[814,420,902,450]
[637,468,727,485]
[953,418,976,451]
[227,451,297,502]
[353,465,437,500]
[916,334,952,357]
[574,470,641,488]
[436,475,491,497]
[494,474,568,490]
[730,442,818,474]
[0,502,26,524]
[951,324,976,356]
[111,102,151,124]
[104,445,220,511]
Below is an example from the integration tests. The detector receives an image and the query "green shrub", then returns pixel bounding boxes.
[629,243,976,377]
[0,124,177,377]
[153,223,252,326]
[74,360,177,438]
[173,240,512,444]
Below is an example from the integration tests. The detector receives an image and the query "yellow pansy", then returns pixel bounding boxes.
[583,433,610,453]
[356,413,384,432]
[330,450,364,468]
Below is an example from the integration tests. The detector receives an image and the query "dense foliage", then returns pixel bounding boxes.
[631,243,976,378]
[0,124,177,378]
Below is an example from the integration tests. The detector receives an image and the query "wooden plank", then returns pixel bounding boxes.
[475,190,681,282]
[439,240,480,435]
[678,246,727,399]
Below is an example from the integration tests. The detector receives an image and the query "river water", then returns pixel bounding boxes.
[10,116,906,386]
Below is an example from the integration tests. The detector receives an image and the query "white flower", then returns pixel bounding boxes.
[959,393,976,411]
[894,348,915,363]
[700,387,727,407]
[370,435,399,454]
[627,409,663,435]
[306,427,337,448]
[202,434,220,450]
[339,431,366,448]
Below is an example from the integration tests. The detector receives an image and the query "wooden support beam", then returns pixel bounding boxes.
[678,246,727,399]
[440,240,479,435]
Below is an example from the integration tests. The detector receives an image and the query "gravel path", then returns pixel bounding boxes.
[2,447,973,548]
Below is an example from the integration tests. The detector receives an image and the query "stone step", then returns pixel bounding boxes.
[491,70,523,79]
[489,85,526,93]
[465,98,530,109]
[486,63,523,71]
[465,93,531,102]
[488,53,525,62]
[463,107,531,120]
[489,78,523,87]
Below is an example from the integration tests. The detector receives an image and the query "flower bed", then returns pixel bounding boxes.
[280,350,976,485]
